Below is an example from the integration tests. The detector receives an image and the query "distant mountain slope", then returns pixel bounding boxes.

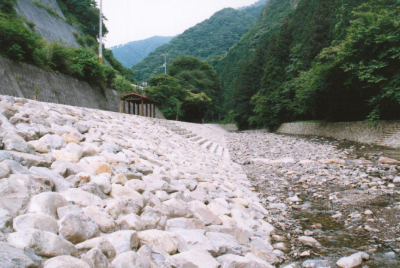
[215,0,296,104]
[132,5,264,82]
[111,36,174,68]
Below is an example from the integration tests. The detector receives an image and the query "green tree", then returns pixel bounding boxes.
[169,56,222,122]
[57,0,107,39]
[182,92,212,123]
[145,75,186,120]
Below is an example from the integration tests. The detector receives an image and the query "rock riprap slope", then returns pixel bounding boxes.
[0,95,277,268]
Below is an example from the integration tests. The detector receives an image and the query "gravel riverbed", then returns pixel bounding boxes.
[228,130,400,268]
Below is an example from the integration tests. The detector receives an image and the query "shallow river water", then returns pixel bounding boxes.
[283,135,400,267]
[228,132,400,268]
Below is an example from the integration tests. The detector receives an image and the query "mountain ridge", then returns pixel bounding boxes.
[111,36,174,68]
[131,4,265,82]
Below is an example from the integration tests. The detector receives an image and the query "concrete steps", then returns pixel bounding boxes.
[161,121,230,159]
[209,143,218,154]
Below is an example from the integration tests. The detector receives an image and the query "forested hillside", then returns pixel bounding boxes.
[132,5,264,82]
[216,0,297,118]
[226,0,400,130]
[111,36,174,68]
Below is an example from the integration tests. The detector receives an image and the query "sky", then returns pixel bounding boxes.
[96,0,259,48]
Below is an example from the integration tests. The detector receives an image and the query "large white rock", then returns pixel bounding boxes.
[39,134,65,150]
[0,178,30,216]
[111,251,151,268]
[116,213,144,231]
[51,160,83,178]
[83,206,116,233]
[75,237,116,259]
[217,254,269,268]
[298,236,321,247]
[105,198,143,219]
[336,252,370,268]
[110,184,143,201]
[206,232,242,256]
[168,249,219,268]
[0,241,41,268]
[81,248,108,268]
[125,179,147,193]
[0,162,11,178]
[61,188,104,207]
[30,167,72,192]
[140,206,166,230]
[7,229,76,257]
[90,174,112,194]
[189,200,222,226]
[0,150,52,168]
[249,237,279,264]
[59,213,100,244]
[9,174,53,196]
[136,244,172,267]
[138,230,178,254]
[245,253,275,268]
[111,173,128,185]
[378,157,400,165]
[208,201,231,216]
[44,256,91,268]
[57,205,83,219]
[170,228,217,254]
[53,143,83,163]
[165,217,206,231]
[160,198,191,218]
[106,230,140,255]
[13,213,58,234]
[27,192,68,218]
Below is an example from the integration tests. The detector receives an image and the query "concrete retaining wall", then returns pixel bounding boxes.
[0,56,120,112]
[277,121,400,148]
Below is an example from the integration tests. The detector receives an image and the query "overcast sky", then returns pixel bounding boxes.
[96,0,259,47]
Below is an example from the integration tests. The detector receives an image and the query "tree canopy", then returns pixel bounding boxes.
[145,57,220,123]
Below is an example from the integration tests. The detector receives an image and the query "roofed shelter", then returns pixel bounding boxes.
[120,93,159,118]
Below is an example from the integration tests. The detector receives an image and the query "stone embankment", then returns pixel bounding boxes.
[228,131,400,267]
[277,121,400,149]
[0,95,278,267]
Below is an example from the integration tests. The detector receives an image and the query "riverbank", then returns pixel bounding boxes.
[228,131,400,267]
[277,121,400,149]
[0,95,276,267]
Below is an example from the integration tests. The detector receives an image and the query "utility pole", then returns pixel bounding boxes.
[161,54,167,75]
[99,0,103,64]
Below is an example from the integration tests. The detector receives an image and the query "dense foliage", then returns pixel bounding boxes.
[56,0,107,40]
[227,0,400,130]
[145,57,221,122]
[0,0,136,94]
[132,6,263,82]
[111,36,174,68]
[216,0,296,115]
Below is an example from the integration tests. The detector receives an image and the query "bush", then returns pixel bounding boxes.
[0,18,39,62]
[0,0,16,15]
[112,75,137,95]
